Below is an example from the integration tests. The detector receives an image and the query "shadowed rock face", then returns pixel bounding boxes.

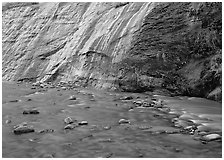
[2,2,222,101]
[2,2,156,89]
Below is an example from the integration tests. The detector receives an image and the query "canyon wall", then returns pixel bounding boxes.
[2,2,156,89]
[2,2,222,101]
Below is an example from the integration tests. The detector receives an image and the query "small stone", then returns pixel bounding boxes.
[42,154,54,158]
[129,109,134,112]
[99,138,113,142]
[202,134,221,141]
[174,148,182,152]
[13,125,35,135]
[133,100,143,105]
[64,124,77,130]
[9,99,19,103]
[5,119,11,124]
[165,130,180,134]
[152,99,163,108]
[120,96,133,100]
[61,87,67,90]
[118,119,130,124]
[103,126,111,130]
[23,109,39,114]
[78,121,88,125]
[68,95,76,100]
[38,129,54,134]
[13,122,27,129]
[138,125,152,130]
[138,153,144,157]
[84,106,90,109]
[143,102,151,107]
[64,117,74,124]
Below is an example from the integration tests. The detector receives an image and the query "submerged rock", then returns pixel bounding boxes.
[13,123,35,135]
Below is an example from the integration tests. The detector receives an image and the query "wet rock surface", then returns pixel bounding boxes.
[23,108,40,114]
[13,123,35,135]
[2,82,222,158]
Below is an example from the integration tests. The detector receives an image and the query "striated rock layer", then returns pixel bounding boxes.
[2,2,156,89]
[2,2,222,101]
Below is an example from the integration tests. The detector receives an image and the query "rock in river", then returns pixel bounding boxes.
[78,121,88,125]
[23,108,40,114]
[68,95,77,100]
[64,117,74,124]
[38,129,54,134]
[201,134,222,141]
[119,119,130,124]
[64,124,77,130]
[120,96,133,100]
[13,123,35,135]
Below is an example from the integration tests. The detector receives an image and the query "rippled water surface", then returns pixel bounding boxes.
[2,82,222,158]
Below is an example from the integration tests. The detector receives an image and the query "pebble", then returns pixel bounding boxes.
[61,87,67,90]
[152,99,163,108]
[23,108,40,114]
[201,134,221,141]
[133,100,143,105]
[38,129,54,134]
[9,99,19,103]
[103,126,111,130]
[118,119,130,124]
[165,130,180,134]
[64,117,74,124]
[78,121,88,125]
[13,124,35,135]
[42,154,54,158]
[5,119,11,124]
[68,95,76,100]
[120,96,133,100]
[64,124,77,130]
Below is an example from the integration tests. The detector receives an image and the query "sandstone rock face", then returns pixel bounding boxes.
[2,2,222,101]
[2,2,156,89]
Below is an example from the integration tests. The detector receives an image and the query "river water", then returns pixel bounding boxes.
[2,82,222,158]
